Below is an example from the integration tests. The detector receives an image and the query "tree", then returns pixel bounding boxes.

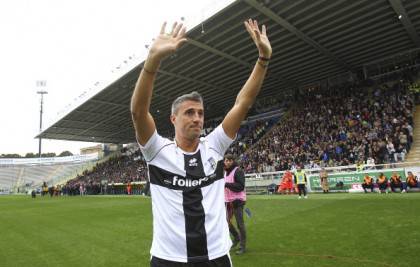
[0,154,21,158]
[59,151,73,157]
[41,152,56,158]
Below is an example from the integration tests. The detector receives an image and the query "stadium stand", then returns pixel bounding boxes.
[0,154,99,193]
[239,76,417,173]
[61,147,148,195]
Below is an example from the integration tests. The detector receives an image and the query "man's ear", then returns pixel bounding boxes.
[170,114,176,125]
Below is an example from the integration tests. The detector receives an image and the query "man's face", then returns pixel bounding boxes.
[171,100,204,141]
[224,158,234,170]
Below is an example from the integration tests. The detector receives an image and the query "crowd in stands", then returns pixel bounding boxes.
[238,78,416,173]
[62,148,147,195]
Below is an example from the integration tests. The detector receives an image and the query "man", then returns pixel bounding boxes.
[42,182,48,197]
[376,173,388,194]
[224,154,246,255]
[319,167,329,193]
[126,181,132,195]
[277,170,293,194]
[294,165,308,199]
[389,172,404,193]
[131,20,271,266]
[362,174,374,193]
[405,171,418,192]
[79,183,85,196]
[356,161,364,172]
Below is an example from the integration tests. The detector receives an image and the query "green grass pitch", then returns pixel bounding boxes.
[1,193,419,267]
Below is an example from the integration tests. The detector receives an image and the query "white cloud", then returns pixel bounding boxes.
[0,0,234,156]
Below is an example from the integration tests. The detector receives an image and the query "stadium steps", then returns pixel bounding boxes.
[16,167,25,187]
[0,167,21,189]
[56,152,119,185]
[406,104,420,162]
[46,164,64,183]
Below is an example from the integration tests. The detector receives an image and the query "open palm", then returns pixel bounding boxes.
[149,22,187,60]
[244,19,272,59]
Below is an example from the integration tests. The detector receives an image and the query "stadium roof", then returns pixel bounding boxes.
[38,0,420,144]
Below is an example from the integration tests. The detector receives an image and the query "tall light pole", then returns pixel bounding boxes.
[36,80,47,158]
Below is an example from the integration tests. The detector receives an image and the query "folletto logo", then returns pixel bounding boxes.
[173,176,210,187]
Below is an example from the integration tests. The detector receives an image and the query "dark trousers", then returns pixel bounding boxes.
[227,200,246,250]
[406,181,418,190]
[297,184,306,196]
[150,255,231,267]
[362,183,374,192]
[390,182,403,192]
[378,182,388,192]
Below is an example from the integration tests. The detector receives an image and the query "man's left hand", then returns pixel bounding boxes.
[244,19,272,59]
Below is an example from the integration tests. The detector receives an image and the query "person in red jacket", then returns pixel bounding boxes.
[127,181,132,195]
[277,171,293,194]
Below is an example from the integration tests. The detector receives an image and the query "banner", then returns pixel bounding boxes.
[308,168,406,192]
[0,153,99,165]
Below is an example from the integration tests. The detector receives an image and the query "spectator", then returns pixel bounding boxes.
[376,173,388,194]
[405,171,418,192]
[389,172,404,193]
[362,174,374,193]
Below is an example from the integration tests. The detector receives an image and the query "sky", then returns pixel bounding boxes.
[0,0,234,156]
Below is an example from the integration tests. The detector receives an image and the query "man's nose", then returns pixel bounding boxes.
[192,112,202,122]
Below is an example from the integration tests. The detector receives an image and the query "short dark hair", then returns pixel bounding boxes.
[171,91,203,115]
[224,153,235,161]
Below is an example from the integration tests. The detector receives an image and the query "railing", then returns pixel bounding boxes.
[245,161,420,194]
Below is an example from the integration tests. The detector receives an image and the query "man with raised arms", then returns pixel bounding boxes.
[131,19,272,267]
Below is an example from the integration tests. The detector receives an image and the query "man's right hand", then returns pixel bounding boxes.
[146,22,187,69]
[131,22,187,145]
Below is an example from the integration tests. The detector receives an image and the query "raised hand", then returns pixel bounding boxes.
[244,19,272,59]
[149,22,187,61]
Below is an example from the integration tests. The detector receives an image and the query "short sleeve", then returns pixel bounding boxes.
[205,124,235,157]
[138,130,171,162]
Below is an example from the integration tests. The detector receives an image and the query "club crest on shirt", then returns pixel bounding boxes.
[208,157,216,170]
[189,158,198,167]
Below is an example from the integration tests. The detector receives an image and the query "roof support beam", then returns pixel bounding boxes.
[155,70,226,113]
[388,0,420,47]
[70,110,128,120]
[188,38,297,88]
[244,0,354,71]
[90,99,128,108]
[49,126,116,135]
[188,39,251,68]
